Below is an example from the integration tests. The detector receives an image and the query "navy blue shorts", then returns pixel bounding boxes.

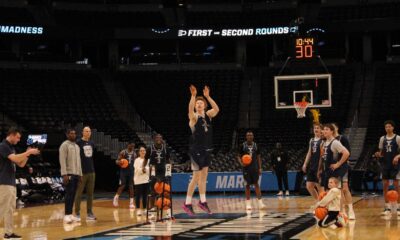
[381,168,400,180]
[119,171,133,187]
[306,169,319,183]
[190,149,212,171]
[243,168,260,185]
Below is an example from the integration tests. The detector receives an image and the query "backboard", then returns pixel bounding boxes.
[274,74,332,109]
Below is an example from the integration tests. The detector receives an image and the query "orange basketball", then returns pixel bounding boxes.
[318,191,327,200]
[161,192,170,199]
[314,207,328,220]
[119,159,129,168]
[154,182,171,195]
[156,197,171,210]
[387,190,399,202]
[242,154,252,166]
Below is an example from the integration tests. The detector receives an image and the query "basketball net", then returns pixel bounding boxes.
[294,101,310,118]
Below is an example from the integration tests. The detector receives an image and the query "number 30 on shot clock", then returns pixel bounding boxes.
[295,37,314,59]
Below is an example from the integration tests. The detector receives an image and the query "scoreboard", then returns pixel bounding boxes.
[295,37,315,59]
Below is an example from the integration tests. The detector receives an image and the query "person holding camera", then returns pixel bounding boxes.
[0,127,40,239]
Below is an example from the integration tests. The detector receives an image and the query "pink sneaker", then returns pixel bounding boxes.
[198,201,212,214]
[182,204,195,216]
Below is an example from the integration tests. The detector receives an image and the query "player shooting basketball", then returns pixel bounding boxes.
[183,85,219,215]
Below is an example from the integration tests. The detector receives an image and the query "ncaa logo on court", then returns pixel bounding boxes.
[77,212,315,239]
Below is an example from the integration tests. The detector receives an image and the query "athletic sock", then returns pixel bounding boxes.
[246,200,252,208]
[185,196,192,205]
[347,204,354,212]
[200,194,206,203]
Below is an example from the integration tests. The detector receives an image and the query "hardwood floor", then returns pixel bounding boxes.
[1,194,398,239]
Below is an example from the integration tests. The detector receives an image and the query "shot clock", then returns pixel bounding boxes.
[295,37,315,59]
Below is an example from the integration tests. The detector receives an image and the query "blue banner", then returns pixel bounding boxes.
[171,171,299,192]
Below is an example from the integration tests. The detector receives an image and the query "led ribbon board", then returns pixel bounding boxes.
[0,25,44,35]
[177,26,298,38]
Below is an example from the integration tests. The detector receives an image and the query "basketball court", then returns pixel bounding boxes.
[2,193,398,240]
[1,1,400,240]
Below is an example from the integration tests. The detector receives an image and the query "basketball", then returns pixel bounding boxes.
[242,154,252,166]
[387,190,399,202]
[154,182,171,195]
[318,191,327,200]
[161,192,170,199]
[314,207,328,220]
[337,212,349,227]
[119,159,129,168]
[156,197,171,210]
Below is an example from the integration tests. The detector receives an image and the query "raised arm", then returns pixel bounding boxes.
[204,86,220,118]
[188,85,197,126]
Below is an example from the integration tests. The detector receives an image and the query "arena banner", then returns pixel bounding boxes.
[0,25,44,35]
[171,171,299,192]
[177,26,298,38]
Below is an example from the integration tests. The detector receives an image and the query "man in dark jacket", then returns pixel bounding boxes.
[271,142,290,196]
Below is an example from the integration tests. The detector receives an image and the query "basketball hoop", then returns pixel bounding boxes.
[294,102,310,118]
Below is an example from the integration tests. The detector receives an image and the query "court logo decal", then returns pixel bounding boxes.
[67,212,314,240]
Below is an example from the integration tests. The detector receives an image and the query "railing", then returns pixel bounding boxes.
[100,72,181,159]
[347,63,365,144]
[347,109,359,144]
[349,63,374,169]
[100,71,154,135]
[112,80,153,134]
